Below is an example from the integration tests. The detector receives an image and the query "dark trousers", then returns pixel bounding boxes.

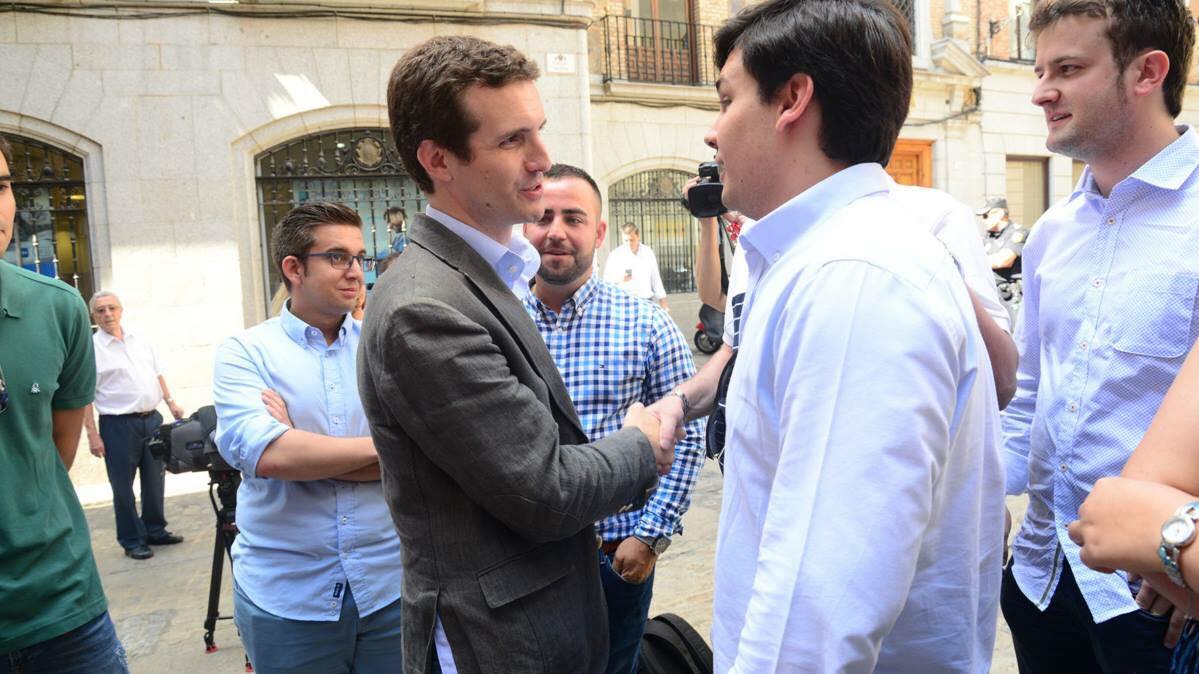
[1001,559,1174,674]
[98,411,167,550]
[598,548,655,674]
[1,611,128,674]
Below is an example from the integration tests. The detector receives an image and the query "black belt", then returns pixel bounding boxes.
[103,410,156,418]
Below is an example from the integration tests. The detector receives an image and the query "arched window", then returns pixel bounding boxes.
[608,168,695,294]
[2,136,93,300]
[255,128,424,307]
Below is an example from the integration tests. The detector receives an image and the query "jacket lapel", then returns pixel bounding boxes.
[407,214,588,440]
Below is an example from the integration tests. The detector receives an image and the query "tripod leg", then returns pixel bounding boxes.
[203,515,226,653]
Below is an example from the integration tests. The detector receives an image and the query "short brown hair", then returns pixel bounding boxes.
[714,0,912,166]
[387,36,540,194]
[271,202,362,290]
[0,134,12,171]
[1030,0,1194,118]
[620,222,639,236]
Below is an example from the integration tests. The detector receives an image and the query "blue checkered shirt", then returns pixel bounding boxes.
[1004,125,1199,623]
[524,276,706,542]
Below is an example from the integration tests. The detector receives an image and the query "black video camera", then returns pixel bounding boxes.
[682,162,727,218]
[147,405,234,474]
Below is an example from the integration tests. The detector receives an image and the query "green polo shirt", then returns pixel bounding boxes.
[0,261,105,653]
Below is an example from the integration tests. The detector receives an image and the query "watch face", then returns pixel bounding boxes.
[1163,516,1197,547]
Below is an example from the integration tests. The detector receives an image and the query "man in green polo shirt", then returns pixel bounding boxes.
[0,134,128,672]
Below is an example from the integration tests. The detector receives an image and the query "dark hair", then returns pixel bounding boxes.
[1030,0,1194,117]
[713,0,912,166]
[545,163,602,214]
[0,134,12,171]
[385,206,407,231]
[387,36,540,194]
[376,251,403,276]
[271,202,362,290]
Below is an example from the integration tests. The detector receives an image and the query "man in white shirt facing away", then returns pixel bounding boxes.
[602,222,669,309]
[654,0,1005,671]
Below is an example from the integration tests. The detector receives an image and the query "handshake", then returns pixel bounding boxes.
[622,397,689,476]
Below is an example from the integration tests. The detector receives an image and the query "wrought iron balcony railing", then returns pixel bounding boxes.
[596,15,719,88]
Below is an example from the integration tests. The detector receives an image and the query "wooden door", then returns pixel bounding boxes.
[886,139,933,187]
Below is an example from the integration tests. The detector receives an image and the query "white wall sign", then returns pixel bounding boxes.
[547,53,576,74]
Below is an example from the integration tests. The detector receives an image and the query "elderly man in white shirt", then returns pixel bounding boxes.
[654,1,1005,671]
[82,291,185,560]
[602,222,669,309]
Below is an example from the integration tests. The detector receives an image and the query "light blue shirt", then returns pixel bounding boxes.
[426,205,540,298]
[212,303,403,621]
[1004,125,1199,622]
[713,163,1003,673]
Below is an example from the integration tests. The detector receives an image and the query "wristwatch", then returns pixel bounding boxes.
[634,534,671,556]
[669,389,691,419]
[1159,501,1199,588]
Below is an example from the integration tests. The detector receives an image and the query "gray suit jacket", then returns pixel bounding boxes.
[359,213,659,674]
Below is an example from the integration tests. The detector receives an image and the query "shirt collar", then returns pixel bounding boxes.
[739,162,892,267]
[0,261,20,318]
[1075,125,1199,198]
[279,300,352,348]
[425,205,541,293]
[1126,125,1198,191]
[528,274,601,320]
[95,326,128,346]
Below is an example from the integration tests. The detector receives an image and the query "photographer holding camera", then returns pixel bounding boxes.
[212,202,403,673]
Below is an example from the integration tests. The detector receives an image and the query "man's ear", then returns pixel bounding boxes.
[775,73,815,133]
[1129,50,1170,101]
[280,256,305,289]
[417,139,453,185]
[596,217,608,247]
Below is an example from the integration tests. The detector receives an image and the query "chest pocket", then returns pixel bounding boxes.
[1110,272,1198,358]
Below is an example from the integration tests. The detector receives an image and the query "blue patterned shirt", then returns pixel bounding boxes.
[1004,125,1199,623]
[524,276,706,542]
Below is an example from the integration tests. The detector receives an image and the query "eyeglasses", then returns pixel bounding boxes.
[0,362,8,415]
[299,252,376,272]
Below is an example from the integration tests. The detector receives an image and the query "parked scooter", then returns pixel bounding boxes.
[694,303,724,354]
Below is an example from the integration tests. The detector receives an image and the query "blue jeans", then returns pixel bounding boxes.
[1,611,128,674]
[599,548,655,674]
[234,582,403,674]
[98,412,167,550]
[1001,560,1174,673]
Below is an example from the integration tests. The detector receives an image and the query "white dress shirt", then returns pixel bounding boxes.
[422,206,542,674]
[713,163,1004,673]
[603,242,668,300]
[1004,126,1199,622]
[92,327,164,415]
[721,187,1011,350]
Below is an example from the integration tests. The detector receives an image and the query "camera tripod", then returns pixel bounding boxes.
[202,467,251,671]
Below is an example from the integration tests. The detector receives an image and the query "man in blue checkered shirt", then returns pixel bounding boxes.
[522,164,706,674]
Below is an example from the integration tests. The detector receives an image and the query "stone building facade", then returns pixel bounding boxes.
[4,0,1199,464]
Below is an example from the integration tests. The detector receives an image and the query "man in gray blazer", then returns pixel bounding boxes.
[359,36,671,674]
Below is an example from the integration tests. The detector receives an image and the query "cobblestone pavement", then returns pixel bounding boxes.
[81,292,1023,672]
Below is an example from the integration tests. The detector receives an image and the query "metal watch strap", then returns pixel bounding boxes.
[1160,501,1199,588]
[669,389,691,419]
[634,534,670,555]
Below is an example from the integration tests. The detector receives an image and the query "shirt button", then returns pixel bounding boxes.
[1068,402,1078,412]
[1106,217,1116,225]
[1092,278,1104,288]
[1079,341,1088,350]
[329,383,336,390]
[332,416,342,423]
[1060,463,1068,472]
[341,516,348,524]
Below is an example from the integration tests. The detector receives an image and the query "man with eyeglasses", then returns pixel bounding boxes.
[0,134,130,671]
[213,201,403,672]
[81,290,186,561]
